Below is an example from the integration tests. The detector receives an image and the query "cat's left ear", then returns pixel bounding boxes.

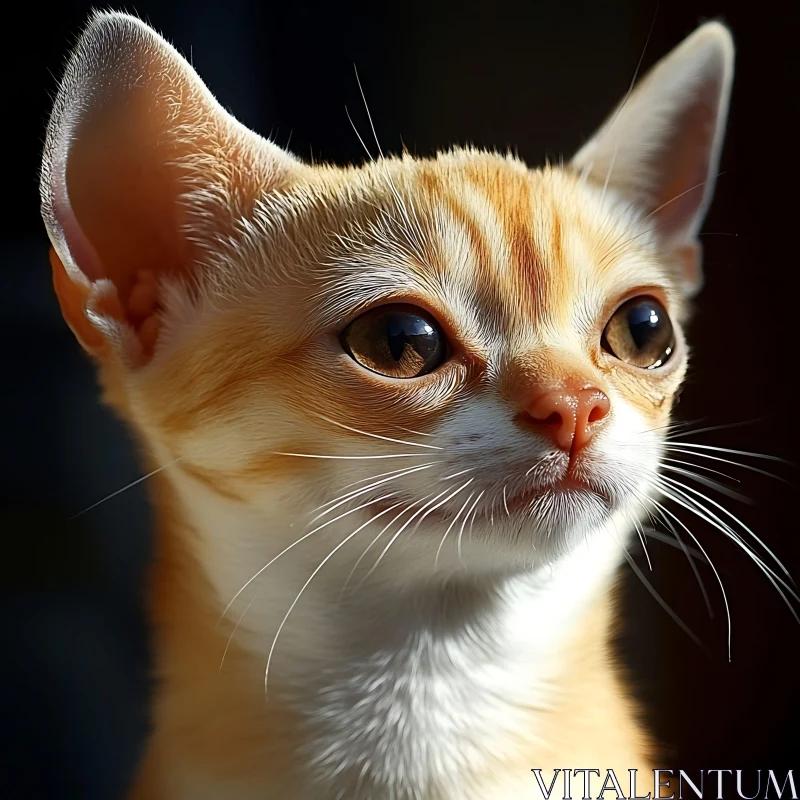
[41,12,301,364]
[571,22,734,295]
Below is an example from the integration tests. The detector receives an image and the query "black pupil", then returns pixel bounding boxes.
[386,313,436,362]
[627,302,664,350]
[342,304,446,378]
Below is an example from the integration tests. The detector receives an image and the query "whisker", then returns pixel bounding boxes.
[664,418,767,440]
[440,467,475,481]
[658,474,794,583]
[325,462,437,495]
[598,0,660,206]
[663,442,789,465]
[652,484,799,655]
[623,501,712,651]
[219,586,261,673]
[352,66,431,253]
[69,457,182,519]
[218,492,398,623]
[396,426,435,438]
[607,506,704,648]
[627,499,653,571]
[646,171,725,219]
[636,491,713,618]
[310,413,442,451]
[435,489,476,569]
[654,478,800,616]
[661,455,739,483]
[663,445,792,483]
[624,539,704,650]
[660,463,750,503]
[272,452,428,461]
[338,500,410,600]
[264,500,398,697]
[457,492,484,563]
[345,105,375,162]
[411,479,474,536]
[308,462,437,524]
[643,418,708,437]
[642,527,704,561]
[354,65,385,159]
[360,484,468,587]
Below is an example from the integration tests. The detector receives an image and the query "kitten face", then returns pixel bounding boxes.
[41,14,732,590]
[130,155,685,572]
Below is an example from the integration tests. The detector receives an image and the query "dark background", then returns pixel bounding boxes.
[2,1,798,797]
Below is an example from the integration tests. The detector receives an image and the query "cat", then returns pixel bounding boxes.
[40,11,734,799]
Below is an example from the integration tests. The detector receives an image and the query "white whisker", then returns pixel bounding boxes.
[272,452,427,461]
[308,462,437,524]
[661,463,750,503]
[264,501,397,697]
[649,495,733,658]
[219,492,398,624]
[360,484,467,587]
[664,442,788,464]
[661,455,739,483]
[658,474,794,582]
[435,488,476,569]
[653,479,800,635]
[440,467,475,481]
[457,492,484,563]
[324,462,438,496]
[607,508,704,649]
[663,444,791,483]
[345,105,375,162]
[411,480,474,535]
[310,413,442,450]
[636,490,713,618]
[338,500,409,600]
[70,457,182,519]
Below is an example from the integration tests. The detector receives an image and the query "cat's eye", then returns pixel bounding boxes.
[341,304,447,379]
[602,296,675,369]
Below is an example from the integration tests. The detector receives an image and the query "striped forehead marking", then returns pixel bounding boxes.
[409,158,601,348]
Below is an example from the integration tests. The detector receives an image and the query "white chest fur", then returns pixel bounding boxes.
[162,470,627,799]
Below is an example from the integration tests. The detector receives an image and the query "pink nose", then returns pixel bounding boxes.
[524,385,611,455]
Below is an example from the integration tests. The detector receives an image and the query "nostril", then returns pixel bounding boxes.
[521,385,609,454]
[588,405,605,424]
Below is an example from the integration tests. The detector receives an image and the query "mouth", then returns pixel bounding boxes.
[372,477,613,528]
[501,478,612,516]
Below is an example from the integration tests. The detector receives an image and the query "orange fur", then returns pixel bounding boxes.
[40,13,733,798]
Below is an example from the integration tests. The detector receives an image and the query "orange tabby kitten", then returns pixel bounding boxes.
[41,12,733,799]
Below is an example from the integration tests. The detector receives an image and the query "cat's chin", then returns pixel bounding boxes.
[373,480,618,567]
[502,479,612,517]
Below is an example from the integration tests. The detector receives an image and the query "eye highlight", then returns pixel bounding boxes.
[341,304,447,379]
[602,296,675,369]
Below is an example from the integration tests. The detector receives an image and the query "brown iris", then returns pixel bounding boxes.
[341,304,447,378]
[602,296,675,369]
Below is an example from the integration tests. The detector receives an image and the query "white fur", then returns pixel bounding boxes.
[163,458,630,799]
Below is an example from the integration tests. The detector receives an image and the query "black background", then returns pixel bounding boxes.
[2,1,798,797]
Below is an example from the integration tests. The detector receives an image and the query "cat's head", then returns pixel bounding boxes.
[42,13,733,587]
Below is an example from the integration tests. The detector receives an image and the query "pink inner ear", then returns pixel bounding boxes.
[650,81,721,242]
[41,11,302,360]
[63,103,188,306]
[49,140,104,285]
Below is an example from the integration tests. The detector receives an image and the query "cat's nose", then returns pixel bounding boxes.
[524,384,611,454]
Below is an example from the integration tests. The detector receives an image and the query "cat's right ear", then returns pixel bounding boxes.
[571,22,734,296]
[41,12,300,363]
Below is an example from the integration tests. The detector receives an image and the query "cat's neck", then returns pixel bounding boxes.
[143,464,634,798]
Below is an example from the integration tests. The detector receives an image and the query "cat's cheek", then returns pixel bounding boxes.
[289,344,472,435]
